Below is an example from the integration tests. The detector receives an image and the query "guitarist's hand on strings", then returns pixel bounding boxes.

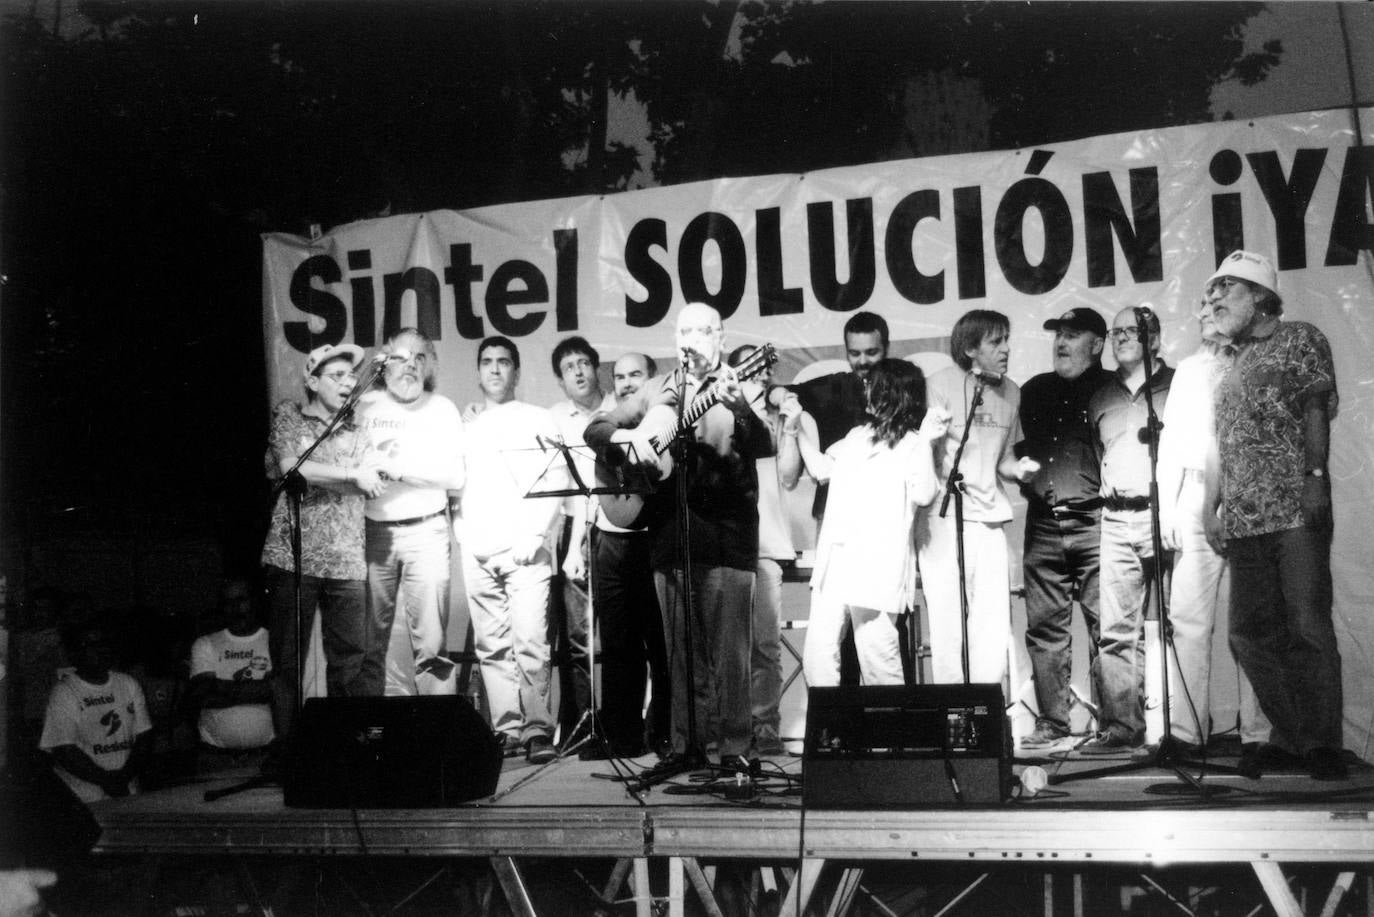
[716,364,751,417]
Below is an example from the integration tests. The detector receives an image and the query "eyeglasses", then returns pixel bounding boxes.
[1208,277,1241,296]
[1109,328,1141,342]
[319,370,358,383]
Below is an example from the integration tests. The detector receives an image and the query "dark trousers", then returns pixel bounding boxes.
[1022,509,1102,732]
[1228,526,1343,752]
[264,565,374,742]
[592,527,670,748]
[553,516,592,736]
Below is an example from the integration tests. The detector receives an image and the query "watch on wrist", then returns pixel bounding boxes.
[1305,468,1326,478]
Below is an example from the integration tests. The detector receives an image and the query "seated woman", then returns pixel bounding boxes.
[803,359,949,686]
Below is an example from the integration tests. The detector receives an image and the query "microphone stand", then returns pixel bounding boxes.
[939,374,991,684]
[205,354,387,803]
[1051,320,1241,791]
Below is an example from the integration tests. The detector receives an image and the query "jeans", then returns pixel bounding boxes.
[1228,526,1343,753]
[591,528,669,748]
[1166,477,1270,745]
[751,559,785,739]
[1022,509,1101,733]
[264,565,372,741]
[655,565,755,758]
[1096,510,1167,743]
[364,515,456,696]
[918,513,1011,684]
[464,546,556,744]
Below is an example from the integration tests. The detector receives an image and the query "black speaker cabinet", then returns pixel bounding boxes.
[285,695,502,808]
[803,684,1011,808]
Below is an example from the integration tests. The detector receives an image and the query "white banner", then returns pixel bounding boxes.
[264,107,1374,753]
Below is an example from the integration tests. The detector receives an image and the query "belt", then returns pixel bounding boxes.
[1104,495,1151,511]
[1031,498,1102,517]
[1181,468,1206,482]
[369,508,448,528]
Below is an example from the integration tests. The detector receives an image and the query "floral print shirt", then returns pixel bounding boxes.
[260,400,372,580]
[1215,321,1337,539]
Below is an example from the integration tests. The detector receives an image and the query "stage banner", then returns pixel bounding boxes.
[264,106,1374,753]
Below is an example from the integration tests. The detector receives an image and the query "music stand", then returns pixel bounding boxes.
[1050,314,1243,792]
[206,352,389,803]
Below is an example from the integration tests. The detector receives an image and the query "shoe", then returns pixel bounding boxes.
[753,726,786,756]
[1020,723,1069,749]
[1237,743,1263,780]
[579,739,648,761]
[1168,737,1206,758]
[498,734,524,759]
[525,735,557,765]
[1077,732,1143,756]
[1307,747,1349,781]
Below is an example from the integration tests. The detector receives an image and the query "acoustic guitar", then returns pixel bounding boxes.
[596,344,777,528]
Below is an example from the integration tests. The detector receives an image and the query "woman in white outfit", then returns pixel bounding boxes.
[804,359,951,686]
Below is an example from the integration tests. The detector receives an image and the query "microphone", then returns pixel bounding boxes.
[1133,307,1154,341]
[971,367,1003,386]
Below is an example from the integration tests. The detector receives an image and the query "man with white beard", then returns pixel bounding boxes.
[358,328,466,697]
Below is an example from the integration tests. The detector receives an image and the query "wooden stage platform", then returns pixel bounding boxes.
[88,744,1374,916]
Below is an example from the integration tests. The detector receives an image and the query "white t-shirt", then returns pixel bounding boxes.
[925,365,1022,523]
[39,670,152,803]
[358,390,465,521]
[456,400,565,560]
[189,627,275,750]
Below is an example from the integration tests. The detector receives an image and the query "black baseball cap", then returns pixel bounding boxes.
[1043,307,1107,338]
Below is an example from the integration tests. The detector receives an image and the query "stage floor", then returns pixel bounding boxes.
[87,744,1374,916]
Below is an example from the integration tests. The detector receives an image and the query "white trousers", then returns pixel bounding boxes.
[1167,477,1271,745]
[918,513,1011,684]
[803,589,904,687]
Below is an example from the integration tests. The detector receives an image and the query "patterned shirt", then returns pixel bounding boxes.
[1215,321,1337,539]
[261,400,372,580]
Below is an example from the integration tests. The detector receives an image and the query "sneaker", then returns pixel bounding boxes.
[498,734,524,759]
[753,726,786,756]
[1077,731,1143,756]
[525,735,556,765]
[1020,723,1069,749]
[1307,747,1349,781]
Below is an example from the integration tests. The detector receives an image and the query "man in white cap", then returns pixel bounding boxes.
[1204,250,1346,780]
[262,342,387,746]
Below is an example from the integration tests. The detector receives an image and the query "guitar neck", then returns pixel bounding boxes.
[652,383,720,455]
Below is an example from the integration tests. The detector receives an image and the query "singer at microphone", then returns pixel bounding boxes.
[922,309,1036,686]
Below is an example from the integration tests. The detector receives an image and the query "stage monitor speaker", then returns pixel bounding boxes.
[285,695,502,809]
[803,683,1011,808]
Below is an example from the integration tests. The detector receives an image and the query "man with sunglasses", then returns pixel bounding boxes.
[262,343,387,745]
[359,328,467,698]
[1205,250,1346,781]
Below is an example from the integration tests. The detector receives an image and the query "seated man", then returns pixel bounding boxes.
[188,578,275,773]
[39,620,153,803]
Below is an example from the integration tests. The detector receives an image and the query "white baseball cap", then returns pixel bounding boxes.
[1206,250,1279,300]
[303,343,364,378]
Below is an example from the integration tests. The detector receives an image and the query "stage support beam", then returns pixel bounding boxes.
[1251,862,1303,917]
[491,855,536,917]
